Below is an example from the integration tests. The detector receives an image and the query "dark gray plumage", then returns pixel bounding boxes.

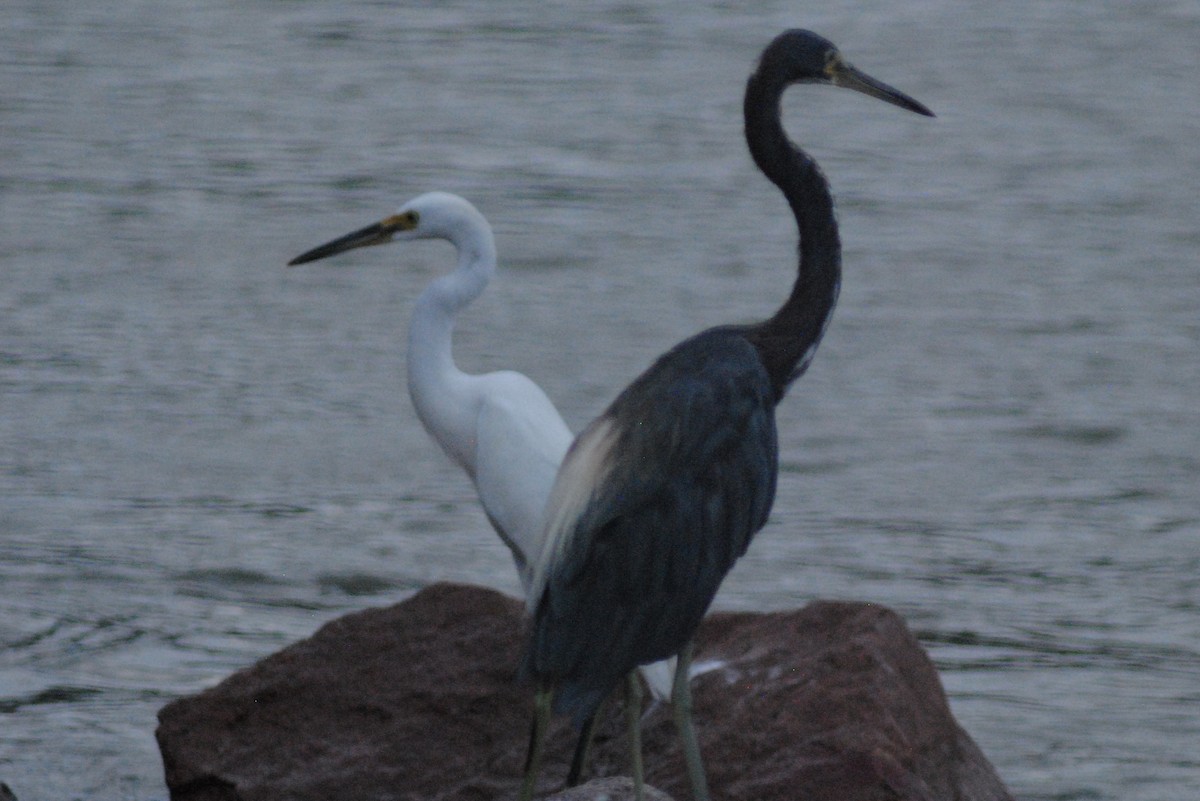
[517,29,933,801]
[523,329,777,721]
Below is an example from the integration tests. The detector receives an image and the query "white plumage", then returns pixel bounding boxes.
[398,193,573,586]
[291,192,571,586]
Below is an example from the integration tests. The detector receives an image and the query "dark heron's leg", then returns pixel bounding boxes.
[522,712,539,774]
[671,642,710,801]
[519,687,553,801]
[625,672,645,801]
[566,710,599,786]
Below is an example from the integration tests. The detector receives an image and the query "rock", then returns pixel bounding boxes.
[547,777,673,800]
[156,582,1013,801]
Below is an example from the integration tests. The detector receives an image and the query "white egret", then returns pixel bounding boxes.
[289,192,571,587]
[288,192,675,783]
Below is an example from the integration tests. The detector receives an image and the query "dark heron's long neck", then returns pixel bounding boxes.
[743,72,842,402]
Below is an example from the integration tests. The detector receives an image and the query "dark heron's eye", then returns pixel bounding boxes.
[823,50,842,76]
[405,210,419,225]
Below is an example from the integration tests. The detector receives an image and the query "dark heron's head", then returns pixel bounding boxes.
[756,29,934,117]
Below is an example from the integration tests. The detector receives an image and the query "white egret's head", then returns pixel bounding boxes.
[287,191,489,266]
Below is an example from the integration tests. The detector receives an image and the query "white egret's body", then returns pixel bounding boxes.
[292,192,571,586]
[398,193,572,586]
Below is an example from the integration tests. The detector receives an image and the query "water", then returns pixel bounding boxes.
[2,1,1198,799]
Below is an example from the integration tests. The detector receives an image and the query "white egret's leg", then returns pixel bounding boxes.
[519,688,553,801]
[671,642,710,801]
[625,672,645,801]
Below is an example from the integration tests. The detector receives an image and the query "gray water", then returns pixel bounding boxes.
[2,1,1198,799]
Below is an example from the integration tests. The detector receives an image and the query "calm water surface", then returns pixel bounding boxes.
[2,2,1198,799]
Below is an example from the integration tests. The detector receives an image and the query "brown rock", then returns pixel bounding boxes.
[156,582,1012,801]
[547,777,673,800]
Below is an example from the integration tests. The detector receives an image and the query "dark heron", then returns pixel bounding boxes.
[518,30,933,801]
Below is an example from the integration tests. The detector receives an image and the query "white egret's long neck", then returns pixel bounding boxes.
[405,222,497,475]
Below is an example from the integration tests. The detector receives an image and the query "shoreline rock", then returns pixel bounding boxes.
[156,582,1013,801]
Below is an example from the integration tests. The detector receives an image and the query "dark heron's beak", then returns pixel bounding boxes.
[287,213,416,266]
[829,59,935,117]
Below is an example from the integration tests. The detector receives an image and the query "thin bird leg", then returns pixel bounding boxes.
[566,710,599,786]
[519,687,553,801]
[522,711,539,774]
[671,642,710,801]
[625,671,645,801]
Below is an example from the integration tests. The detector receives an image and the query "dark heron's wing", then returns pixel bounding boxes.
[523,328,778,724]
